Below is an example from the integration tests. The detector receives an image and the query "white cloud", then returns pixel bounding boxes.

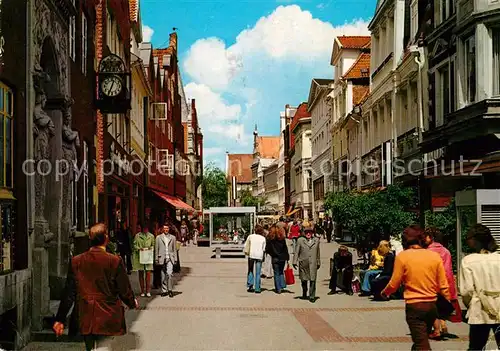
[184,82,241,123]
[142,25,154,42]
[184,5,370,89]
[203,147,225,156]
[184,38,242,91]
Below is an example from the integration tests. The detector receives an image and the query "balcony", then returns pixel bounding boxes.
[421,98,500,153]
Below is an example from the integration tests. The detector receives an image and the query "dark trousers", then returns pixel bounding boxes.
[468,324,500,350]
[119,251,132,272]
[83,335,102,351]
[153,264,162,289]
[329,267,353,293]
[326,231,332,243]
[405,302,437,351]
[301,280,316,299]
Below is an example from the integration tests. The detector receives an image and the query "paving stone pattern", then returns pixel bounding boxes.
[25,241,496,350]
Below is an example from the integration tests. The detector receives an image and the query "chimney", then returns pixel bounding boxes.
[169,32,178,53]
[191,99,196,109]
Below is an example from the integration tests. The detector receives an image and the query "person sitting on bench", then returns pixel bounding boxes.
[370,248,396,300]
[328,245,354,295]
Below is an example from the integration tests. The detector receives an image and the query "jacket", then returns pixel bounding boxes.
[266,238,290,262]
[55,247,136,336]
[460,252,500,324]
[289,225,301,239]
[293,237,321,281]
[379,251,395,278]
[427,242,457,300]
[244,234,266,260]
[155,233,178,265]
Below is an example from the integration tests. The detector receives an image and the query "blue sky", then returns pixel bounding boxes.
[141,0,376,168]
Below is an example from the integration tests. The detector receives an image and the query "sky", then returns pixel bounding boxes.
[140,0,377,169]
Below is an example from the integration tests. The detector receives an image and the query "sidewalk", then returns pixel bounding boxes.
[24,240,483,350]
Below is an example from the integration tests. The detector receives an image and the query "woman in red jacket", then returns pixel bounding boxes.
[288,220,301,253]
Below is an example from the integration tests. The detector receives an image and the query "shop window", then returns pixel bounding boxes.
[0,82,13,189]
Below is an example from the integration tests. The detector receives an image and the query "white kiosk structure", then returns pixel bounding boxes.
[209,206,256,258]
[456,189,500,285]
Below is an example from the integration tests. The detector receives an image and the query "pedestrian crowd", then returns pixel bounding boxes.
[50,214,500,351]
[244,216,500,351]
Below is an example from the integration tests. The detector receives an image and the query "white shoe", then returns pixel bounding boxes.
[146,292,151,297]
[140,293,146,297]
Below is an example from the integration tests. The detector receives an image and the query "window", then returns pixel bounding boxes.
[81,13,88,74]
[157,149,173,176]
[464,35,476,104]
[69,15,76,61]
[410,0,418,40]
[441,0,448,23]
[106,11,112,51]
[0,83,13,188]
[438,64,450,123]
[493,29,500,95]
[71,163,77,228]
[0,203,14,273]
[168,123,173,141]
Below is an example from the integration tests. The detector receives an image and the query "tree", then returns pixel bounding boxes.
[202,163,227,208]
[324,185,416,246]
[239,189,266,208]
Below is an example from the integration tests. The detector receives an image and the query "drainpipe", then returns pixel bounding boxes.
[413,46,426,146]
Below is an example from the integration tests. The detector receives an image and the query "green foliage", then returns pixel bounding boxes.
[425,199,475,272]
[239,188,266,208]
[324,185,417,246]
[202,163,228,208]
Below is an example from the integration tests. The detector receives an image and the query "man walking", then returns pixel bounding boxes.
[53,223,138,351]
[155,223,178,297]
[323,215,334,243]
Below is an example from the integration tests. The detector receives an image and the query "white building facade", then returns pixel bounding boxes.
[309,79,334,221]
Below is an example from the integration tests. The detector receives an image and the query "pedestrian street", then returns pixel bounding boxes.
[24,240,493,351]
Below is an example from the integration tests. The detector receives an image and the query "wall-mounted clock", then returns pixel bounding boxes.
[100,75,123,97]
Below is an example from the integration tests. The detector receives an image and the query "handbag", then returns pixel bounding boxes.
[173,251,181,273]
[436,294,455,319]
[139,249,154,265]
[285,264,295,285]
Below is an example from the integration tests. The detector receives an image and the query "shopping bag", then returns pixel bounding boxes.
[285,264,295,285]
[139,249,154,265]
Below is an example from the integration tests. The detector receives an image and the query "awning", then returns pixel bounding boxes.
[152,190,196,212]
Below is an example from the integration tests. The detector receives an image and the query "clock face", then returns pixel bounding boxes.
[101,75,123,97]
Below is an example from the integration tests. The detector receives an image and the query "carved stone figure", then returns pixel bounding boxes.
[33,64,56,245]
[61,96,79,236]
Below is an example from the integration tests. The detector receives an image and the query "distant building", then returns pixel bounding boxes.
[308,79,334,221]
[227,154,253,206]
[251,129,280,199]
[290,103,313,219]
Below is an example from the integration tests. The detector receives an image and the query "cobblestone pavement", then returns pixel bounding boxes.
[25,240,494,350]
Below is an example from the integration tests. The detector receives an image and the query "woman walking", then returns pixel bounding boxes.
[382,225,450,351]
[266,225,290,294]
[132,224,155,297]
[293,226,320,303]
[460,224,500,351]
[424,227,460,338]
[244,224,267,293]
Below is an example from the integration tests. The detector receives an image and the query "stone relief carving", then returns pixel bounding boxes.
[33,0,69,94]
[33,64,56,246]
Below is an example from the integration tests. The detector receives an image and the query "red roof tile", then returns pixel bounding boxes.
[343,53,371,80]
[353,85,370,106]
[337,36,371,49]
[227,154,253,183]
[257,137,280,159]
[290,103,311,134]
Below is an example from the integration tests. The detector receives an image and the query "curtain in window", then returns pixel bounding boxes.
[493,30,500,96]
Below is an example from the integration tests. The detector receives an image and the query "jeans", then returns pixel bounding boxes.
[405,302,437,351]
[247,258,262,292]
[361,269,382,293]
[272,260,286,292]
[468,324,500,350]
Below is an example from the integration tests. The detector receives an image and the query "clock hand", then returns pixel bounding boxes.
[110,79,115,94]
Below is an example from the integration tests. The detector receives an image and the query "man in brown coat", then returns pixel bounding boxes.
[53,223,138,350]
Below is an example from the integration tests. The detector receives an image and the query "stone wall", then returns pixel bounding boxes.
[0,269,32,350]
